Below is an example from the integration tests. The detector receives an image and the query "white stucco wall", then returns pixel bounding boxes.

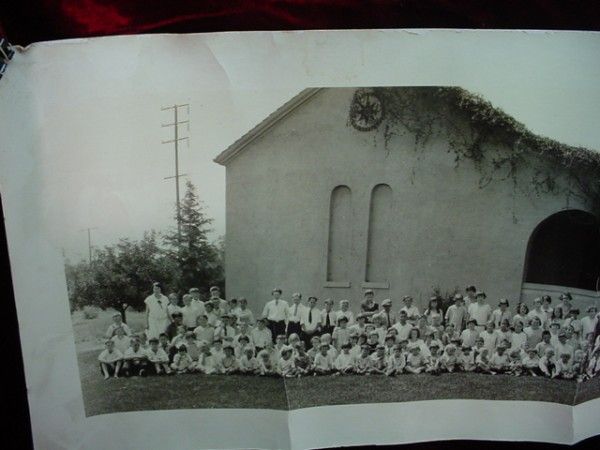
[222,88,593,313]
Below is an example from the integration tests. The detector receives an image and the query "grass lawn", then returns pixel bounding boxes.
[574,376,600,404]
[72,310,598,417]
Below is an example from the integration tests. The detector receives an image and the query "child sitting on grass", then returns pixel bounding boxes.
[552,353,575,380]
[385,344,406,376]
[489,344,510,374]
[98,339,123,380]
[439,344,459,373]
[146,337,171,375]
[521,347,541,376]
[257,349,276,376]
[539,348,556,377]
[171,345,193,374]
[459,346,476,372]
[196,342,218,374]
[278,346,299,377]
[369,345,387,374]
[313,343,336,375]
[334,342,356,374]
[220,345,239,374]
[293,343,312,375]
[353,344,372,375]
[425,342,442,375]
[123,337,148,377]
[405,344,426,374]
[237,347,258,374]
[507,349,523,376]
[475,348,491,373]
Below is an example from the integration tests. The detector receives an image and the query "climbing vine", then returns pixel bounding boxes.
[348,87,600,218]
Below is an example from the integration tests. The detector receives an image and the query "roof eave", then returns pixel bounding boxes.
[213,88,323,166]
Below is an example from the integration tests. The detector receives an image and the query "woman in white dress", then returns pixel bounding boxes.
[145,282,170,339]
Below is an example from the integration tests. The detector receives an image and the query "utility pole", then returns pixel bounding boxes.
[80,227,98,264]
[161,104,190,241]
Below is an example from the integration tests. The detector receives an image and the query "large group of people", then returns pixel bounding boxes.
[98,282,600,382]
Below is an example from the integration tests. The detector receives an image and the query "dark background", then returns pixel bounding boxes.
[1,1,600,449]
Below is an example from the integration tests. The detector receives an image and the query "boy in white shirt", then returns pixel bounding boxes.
[278,346,298,377]
[489,344,510,374]
[234,297,255,326]
[334,343,356,374]
[219,345,239,374]
[405,344,426,374]
[211,339,225,367]
[98,339,123,379]
[385,344,406,376]
[145,337,171,375]
[167,293,181,322]
[332,316,352,349]
[293,343,312,375]
[425,342,442,374]
[475,348,491,373]
[370,345,387,374]
[581,306,598,339]
[179,294,200,330]
[123,337,148,377]
[313,343,335,375]
[105,312,131,338]
[257,349,276,376]
[111,326,131,354]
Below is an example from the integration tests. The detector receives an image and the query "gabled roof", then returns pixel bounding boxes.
[213,88,322,166]
[214,86,600,175]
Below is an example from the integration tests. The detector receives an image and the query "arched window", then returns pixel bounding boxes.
[326,186,352,283]
[523,209,600,291]
[365,184,392,283]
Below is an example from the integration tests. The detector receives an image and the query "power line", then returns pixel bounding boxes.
[161,104,190,241]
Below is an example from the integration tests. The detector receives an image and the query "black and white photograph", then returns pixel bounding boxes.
[57,84,600,416]
[2,29,600,449]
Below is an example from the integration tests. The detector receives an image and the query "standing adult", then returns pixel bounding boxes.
[300,296,321,347]
[467,291,492,332]
[208,286,228,315]
[262,288,288,342]
[144,282,170,339]
[286,292,305,337]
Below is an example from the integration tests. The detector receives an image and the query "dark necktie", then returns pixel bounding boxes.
[309,308,313,323]
[326,312,331,327]
[387,312,391,327]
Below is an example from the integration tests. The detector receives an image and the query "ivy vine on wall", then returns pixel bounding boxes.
[347,87,600,218]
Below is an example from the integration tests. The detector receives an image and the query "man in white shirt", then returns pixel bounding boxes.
[188,287,206,316]
[286,292,306,337]
[262,288,288,342]
[300,296,321,347]
[180,294,201,330]
[400,295,420,324]
[467,291,492,332]
[208,286,228,315]
[320,299,337,335]
[144,282,170,339]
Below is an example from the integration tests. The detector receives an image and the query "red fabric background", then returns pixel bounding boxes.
[1,0,600,45]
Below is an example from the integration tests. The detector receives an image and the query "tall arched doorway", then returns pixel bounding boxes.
[521,210,600,301]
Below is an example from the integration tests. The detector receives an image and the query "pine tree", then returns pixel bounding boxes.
[164,180,224,296]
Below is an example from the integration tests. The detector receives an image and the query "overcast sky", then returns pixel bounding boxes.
[28,31,599,261]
